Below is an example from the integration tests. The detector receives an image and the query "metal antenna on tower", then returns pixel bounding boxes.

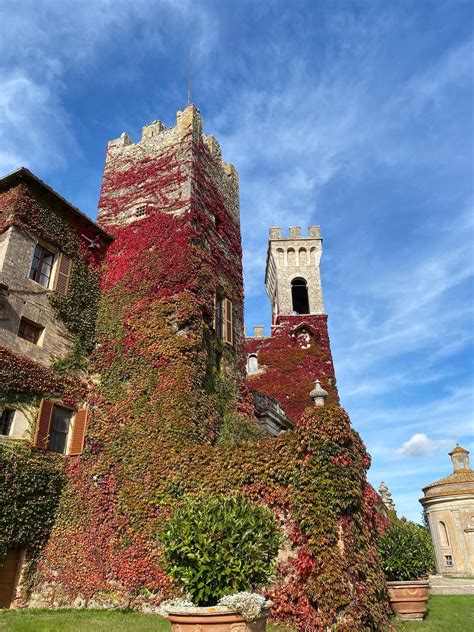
[187,49,192,106]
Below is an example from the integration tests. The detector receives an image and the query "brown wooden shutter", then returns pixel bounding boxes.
[54,253,72,295]
[68,408,88,456]
[34,400,53,449]
[224,298,233,345]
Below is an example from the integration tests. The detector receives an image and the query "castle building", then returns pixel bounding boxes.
[0,106,390,629]
[421,445,474,577]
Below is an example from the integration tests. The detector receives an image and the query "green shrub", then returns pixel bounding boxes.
[378,517,435,581]
[161,495,282,606]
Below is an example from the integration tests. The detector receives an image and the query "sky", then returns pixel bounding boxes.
[1,0,472,522]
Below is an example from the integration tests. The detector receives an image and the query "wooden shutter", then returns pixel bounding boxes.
[34,400,53,449]
[54,253,72,295]
[224,298,233,345]
[68,408,88,456]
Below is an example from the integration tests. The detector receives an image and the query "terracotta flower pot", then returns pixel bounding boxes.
[168,606,269,631]
[386,579,429,620]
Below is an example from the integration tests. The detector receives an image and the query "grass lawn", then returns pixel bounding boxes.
[398,595,474,631]
[0,608,293,631]
[1,597,471,631]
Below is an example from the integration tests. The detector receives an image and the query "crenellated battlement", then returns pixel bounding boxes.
[269,226,321,240]
[105,105,238,189]
[99,104,239,227]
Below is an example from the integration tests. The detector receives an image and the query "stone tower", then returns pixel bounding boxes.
[95,104,249,443]
[245,225,338,423]
[265,226,324,320]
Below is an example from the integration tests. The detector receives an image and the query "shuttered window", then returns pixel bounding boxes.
[223,298,233,345]
[54,253,72,295]
[214,293,234,346]
[69,408,88,456]
[34,401,86,455]
[34,400,54,450]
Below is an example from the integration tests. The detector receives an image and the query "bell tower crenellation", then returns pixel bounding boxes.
[265,225,325,320]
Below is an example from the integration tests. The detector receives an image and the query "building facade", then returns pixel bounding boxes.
[421,446,474,577]
[0,106,390,630]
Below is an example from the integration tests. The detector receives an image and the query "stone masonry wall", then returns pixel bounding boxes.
[0,225,72,365]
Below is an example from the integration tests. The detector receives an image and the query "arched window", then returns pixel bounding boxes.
[299,247,307,266]
[247,354,259,374]
[438,521,450,547]
[287,248,296,266]
[277,248,285,265]
[291,277,309,314]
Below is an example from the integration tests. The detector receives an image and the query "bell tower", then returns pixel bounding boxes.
[265,226,325,320]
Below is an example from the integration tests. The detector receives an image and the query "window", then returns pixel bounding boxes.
[247,354,259,374]
[29,244,55,288]
[444,555,453,567]
[458,460,465,469]
[47,405,73,454]
[214,293,233,345]
[291,277,310,314]
[18,317,43,345]
[34,400,88,455]
[0,409,14,436]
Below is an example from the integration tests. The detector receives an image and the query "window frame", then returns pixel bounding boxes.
[17,317,44,345]
[0,408,14,436]
[47,404,73,455]
[29,243,56,288]
[214,291,234,346]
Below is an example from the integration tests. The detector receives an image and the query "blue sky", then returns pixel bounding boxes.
[1,0,472,522]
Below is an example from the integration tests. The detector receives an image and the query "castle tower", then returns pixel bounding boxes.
[95,104,250,444]
[245,225,338,422]
[265,226,324,320]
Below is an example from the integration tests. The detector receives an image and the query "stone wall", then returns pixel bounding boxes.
[0,226,72,366]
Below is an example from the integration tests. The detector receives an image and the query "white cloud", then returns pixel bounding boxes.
[396,433,450,457]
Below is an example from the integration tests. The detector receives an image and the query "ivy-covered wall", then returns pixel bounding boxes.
[0,172,109,579]
[28,107,391,629]
[245,315,339,424]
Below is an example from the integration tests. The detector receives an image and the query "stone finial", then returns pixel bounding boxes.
[289,227,301,238]
[310,379,328,406]
[253,325,264,339]
[269,227,282,239]
[449,444,471,473]
[379,481,396,512]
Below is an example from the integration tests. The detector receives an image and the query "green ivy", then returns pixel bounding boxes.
[0,442,65,563]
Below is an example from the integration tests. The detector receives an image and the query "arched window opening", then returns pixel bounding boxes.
[247,354,259,374]
[277,248,285,265]
[438,521,450,548]
[287,248,296,266]
[299,247,307,266]
[291,278,309,314]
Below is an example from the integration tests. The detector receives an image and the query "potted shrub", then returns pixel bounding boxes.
[378,517,435,620]
[160,494,282,631]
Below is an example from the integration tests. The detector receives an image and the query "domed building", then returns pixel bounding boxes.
[421,445,474,576]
